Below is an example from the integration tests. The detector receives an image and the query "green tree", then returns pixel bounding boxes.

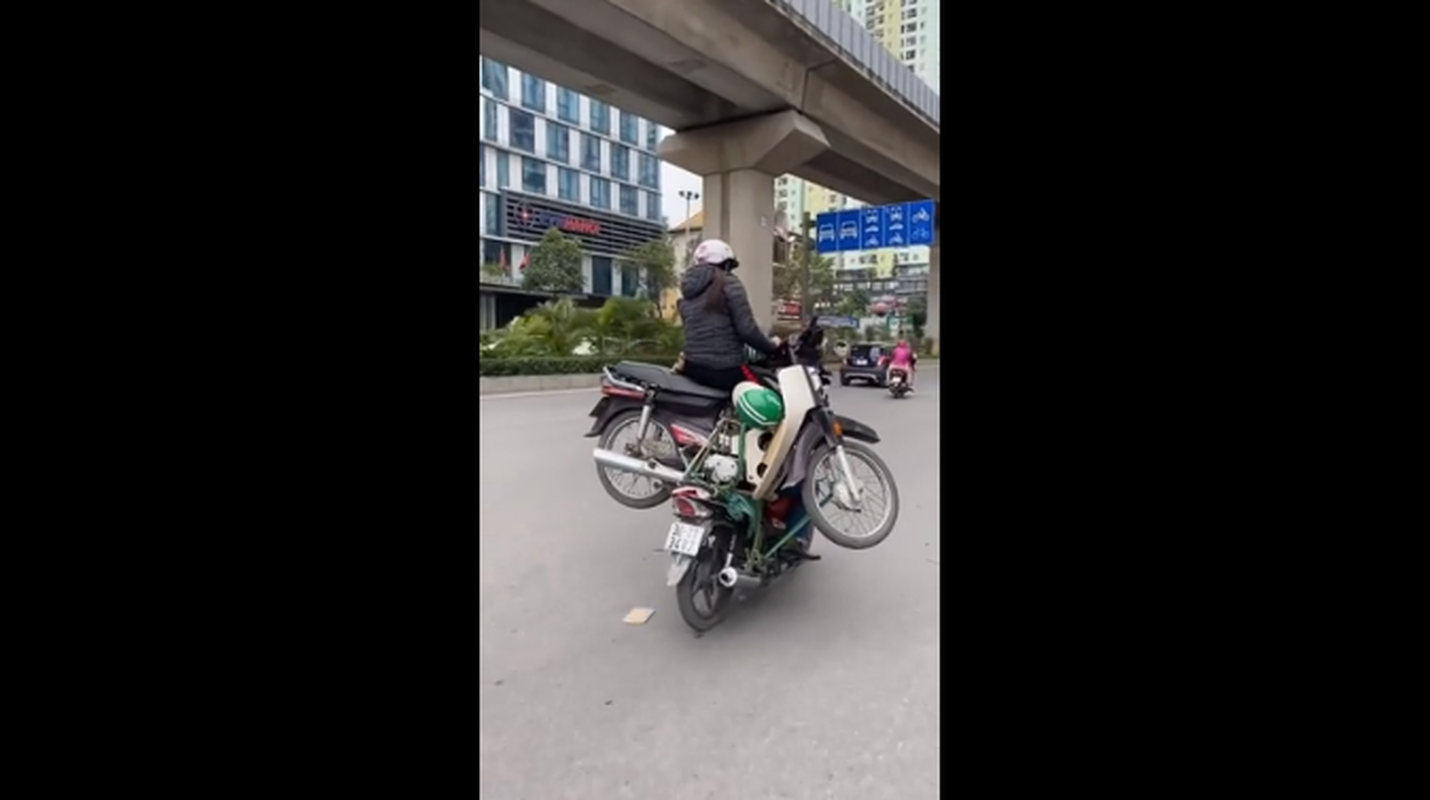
[522,228,585,293]
[906,295,927,339]
[772,243,836,312]
[835,288,870,319]
[622,239,677,302]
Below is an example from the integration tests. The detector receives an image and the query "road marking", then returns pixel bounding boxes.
[479,387,600,401]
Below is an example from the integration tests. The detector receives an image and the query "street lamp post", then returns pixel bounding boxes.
[678,189,700,255]
[672,189,700,318]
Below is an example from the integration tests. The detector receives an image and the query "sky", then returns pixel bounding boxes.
[660,162,702,229]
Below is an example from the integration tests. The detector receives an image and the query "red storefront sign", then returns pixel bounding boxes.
[517,204,602,237]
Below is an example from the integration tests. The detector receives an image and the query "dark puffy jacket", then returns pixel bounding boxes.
[677,264,779,369]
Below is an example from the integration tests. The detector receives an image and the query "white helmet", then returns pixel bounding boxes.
[692,239,738,270]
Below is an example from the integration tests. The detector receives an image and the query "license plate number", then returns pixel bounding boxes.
[665,521,707,556]
[854,359,867,366]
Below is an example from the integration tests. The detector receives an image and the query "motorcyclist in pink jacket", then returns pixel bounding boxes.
[888,339,916,389]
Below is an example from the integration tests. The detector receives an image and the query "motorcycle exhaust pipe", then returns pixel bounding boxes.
[717,567,763,590]
[591,448,685,486]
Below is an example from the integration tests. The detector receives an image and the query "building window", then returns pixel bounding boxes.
[581,134,601,172]
[557,167,579,202]
[589,177,610,209]
[645,121,658,151]
[484,195,501,234]
[482,99,497,141]
[621,264,640,297]
[591,256,613,295]
[589,100,610,135]
[480,58,508,100]
[483,239,510,268]
[646,191,662,222]
[522,158,546,194]
[479,146,486,188]
[637,153,659,189]
[520,73,546,113]
[619,184,639,216]
[510,110,535,153]
[619,112,639,145]
[546,122,570,164]
[609,144,629,182]
[495,151,510,188]
[556,88,580,124]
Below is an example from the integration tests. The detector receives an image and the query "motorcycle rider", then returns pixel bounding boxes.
[889,338,916,390]
[677,239,817,560]
[676,239,782,394]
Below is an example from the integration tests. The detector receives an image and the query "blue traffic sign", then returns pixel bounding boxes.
[816,315,860,329]
[814,199,936,253]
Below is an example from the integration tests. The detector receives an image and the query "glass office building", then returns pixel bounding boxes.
[479,57,667,327]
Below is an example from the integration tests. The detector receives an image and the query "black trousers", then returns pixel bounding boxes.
[680,362,748,395]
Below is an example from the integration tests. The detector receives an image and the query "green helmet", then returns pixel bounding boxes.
[732,382,784,429]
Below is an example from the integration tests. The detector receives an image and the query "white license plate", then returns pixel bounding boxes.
[854,359,867,366]
[664,521,707,556]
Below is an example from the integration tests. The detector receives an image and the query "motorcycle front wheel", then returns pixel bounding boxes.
[802,440,900,550]
[595,409,680,510]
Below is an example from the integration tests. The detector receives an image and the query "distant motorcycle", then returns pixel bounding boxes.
[887,367,912,398]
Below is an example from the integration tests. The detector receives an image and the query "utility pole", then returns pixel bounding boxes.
[800,211,815,324]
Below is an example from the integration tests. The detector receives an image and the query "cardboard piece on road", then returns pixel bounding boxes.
[622,607,655,625]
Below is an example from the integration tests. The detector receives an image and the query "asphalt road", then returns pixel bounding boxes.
[479,369,941,800]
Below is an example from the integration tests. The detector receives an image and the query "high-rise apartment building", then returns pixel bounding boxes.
[775,0,939,281]
[479,57,668,328]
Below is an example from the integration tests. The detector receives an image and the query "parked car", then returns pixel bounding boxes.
[840,343,893,387]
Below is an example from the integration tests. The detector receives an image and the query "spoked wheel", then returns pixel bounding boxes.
[802,440,900,550]
[676,525,735,633]
[595,410,682,510]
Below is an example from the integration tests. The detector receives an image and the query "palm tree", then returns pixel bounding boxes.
[524,297,596,355]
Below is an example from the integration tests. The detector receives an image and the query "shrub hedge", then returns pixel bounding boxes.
[479,353,682,377]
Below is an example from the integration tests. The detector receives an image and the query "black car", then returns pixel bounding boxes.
[840,343,893,387]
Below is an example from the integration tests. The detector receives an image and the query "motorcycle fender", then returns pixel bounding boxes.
[834,415,881,444]
[665,553,694,587]
[782,422,823,490]
[584,396,642,438]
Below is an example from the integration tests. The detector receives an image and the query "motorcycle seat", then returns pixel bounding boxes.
[611,361,730,400]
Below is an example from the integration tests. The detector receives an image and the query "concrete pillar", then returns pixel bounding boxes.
[659,111,829,330]
[925,229,939,355]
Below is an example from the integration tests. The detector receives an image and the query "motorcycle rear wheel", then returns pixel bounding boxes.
[676,525,736,632]
[802,440,900,550]
[595,409,680,510]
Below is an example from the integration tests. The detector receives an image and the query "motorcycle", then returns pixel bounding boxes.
[586,317,901,632]
[585,318,831,510]
[887,367,912,398]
